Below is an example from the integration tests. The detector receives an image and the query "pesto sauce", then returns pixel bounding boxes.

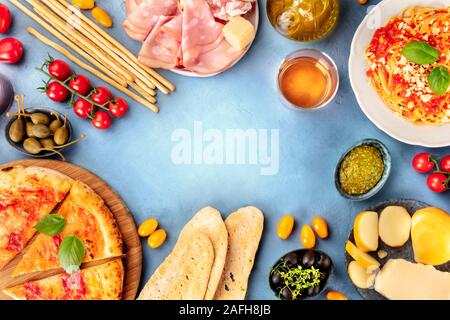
[339,145,384,195]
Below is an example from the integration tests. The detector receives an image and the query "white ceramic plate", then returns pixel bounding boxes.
[170,2,259,77]
[349,0,450,148]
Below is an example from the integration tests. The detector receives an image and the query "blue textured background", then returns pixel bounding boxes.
[0,0,449,300]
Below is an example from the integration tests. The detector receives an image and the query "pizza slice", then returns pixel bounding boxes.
[13,180,123,276]
[4,260,124,300]
[0,166,73,271]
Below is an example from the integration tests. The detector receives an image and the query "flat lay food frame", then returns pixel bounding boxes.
[0,0,448,302]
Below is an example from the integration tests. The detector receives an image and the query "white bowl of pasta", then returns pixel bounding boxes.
[349,0,450,148]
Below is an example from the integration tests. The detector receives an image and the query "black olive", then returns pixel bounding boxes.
[283,253,298,267]
[280,287,293,300]
[271,272,282,286]
[302,250,315,267]
[306,285,320,297]
[316,254,331,270]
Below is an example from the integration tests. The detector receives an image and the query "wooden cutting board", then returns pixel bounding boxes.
[0,159,142,300]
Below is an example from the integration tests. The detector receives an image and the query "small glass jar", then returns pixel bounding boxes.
[267,0,339,41]
[277,49,339,110]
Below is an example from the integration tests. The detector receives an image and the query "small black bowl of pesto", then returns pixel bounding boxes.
[269,249,333,300]
[334,139,391,201]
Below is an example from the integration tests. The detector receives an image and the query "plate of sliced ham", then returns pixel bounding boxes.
[123,0,259,77]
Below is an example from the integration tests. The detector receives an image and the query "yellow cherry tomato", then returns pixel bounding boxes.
[300,224,316,249]
[311,215,329,239]
[277,215,295,239]
[92,7,113,28]
[326,291,348,300]
[147,229,167,249]
[72,0,95,10]
[138,218,159,237]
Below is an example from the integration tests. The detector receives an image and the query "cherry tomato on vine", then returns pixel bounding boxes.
[0,4,12,34]
[48,59,71,81]
[108,97,128,117]
[439,155,450,173]
[426,173,448,193]
[91,86,112,105]
[69,74,91,95]
[412,152,435,173]
[73,98,94,119]
[0,38,23,64]
[92,111,111,130]
[46,82,69,102]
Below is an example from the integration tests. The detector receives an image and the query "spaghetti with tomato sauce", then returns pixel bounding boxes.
[366,6,450,125]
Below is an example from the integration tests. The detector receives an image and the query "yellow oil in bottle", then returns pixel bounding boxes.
[267,0,339,41]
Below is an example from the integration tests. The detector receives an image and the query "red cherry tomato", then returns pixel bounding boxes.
[48,59,71,81]
[46,82,69,102]
[91,86,112,105]
[92,111,111,130]
[412,152,435,173]
[73,98,94,119]
[0,38,23,64]
[439,155,450,173]
[0,4,12,34]
[426,173,448,193]
[108,97,128,117]
[69,74,91,95]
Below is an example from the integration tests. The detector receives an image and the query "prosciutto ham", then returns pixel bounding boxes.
[123,0,254,74]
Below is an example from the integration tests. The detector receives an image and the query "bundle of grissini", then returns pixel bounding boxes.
[138,206,264,300]
[8,0,176,113]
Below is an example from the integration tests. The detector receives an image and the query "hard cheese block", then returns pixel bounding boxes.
[374,259,450,300]
[223,16,254,51]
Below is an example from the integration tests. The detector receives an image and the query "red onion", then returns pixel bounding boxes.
[0,73,13,115]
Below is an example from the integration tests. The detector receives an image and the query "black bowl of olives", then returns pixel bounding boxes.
[269,249,333,300]
[5,107,73,158]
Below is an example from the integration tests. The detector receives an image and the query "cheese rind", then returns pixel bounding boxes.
[354,211,379,252]
[375,259,450,300]
[223,16,254,51]
[411,207,450,265]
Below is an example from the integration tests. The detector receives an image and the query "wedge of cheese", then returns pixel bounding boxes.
[374,259,450,300]
[223,16,254,51]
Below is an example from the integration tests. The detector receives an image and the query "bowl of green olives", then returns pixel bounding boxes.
[269,249,333,300]
[6,107,74,158]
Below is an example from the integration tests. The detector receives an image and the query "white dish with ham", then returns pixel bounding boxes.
[123,0,258,77]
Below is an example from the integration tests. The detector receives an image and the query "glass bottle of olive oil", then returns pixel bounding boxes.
[267,0,339,41]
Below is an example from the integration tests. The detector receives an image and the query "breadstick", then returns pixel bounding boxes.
[55,0,175,93]
[27,0,135,83]
[43,0,157,93]
[27,27,159,112]
[7,0,129,88]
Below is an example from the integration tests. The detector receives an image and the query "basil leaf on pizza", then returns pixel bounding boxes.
[58,236,85,274]
[34,214,66,236]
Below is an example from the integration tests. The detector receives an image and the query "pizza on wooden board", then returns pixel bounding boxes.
[0,166,73,271]
[13,180,123,276]
[4,260,124,300]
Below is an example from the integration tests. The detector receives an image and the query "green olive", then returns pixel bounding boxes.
[9,118,25,143]
[26,122,35,138]
[30,113,50,125]
[31,124,51,139]
[40,138,55,149]
[23,138,42,155]
[49,119,63,133]
[54,126,69,145]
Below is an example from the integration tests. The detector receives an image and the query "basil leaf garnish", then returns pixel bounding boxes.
[402,42,440,64]
[428,67,450,96]
[58,236,85,274]
[34,214,66,236]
